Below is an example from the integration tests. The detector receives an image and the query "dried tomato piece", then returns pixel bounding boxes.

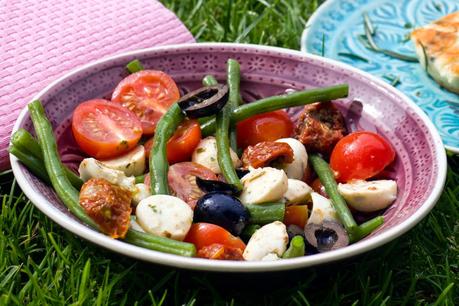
[197,243,244,260]
[294,102,347,155]
[79,178,132,238]
[241,141,294,169]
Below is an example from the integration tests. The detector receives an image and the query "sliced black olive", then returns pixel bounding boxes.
[177,84,228,118]
[304,220,349,252]
[195,177,240,196]
[194,192,249,236]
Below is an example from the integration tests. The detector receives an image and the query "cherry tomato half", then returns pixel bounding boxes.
[72,99,142,159]
[284,205,309,229]
[184,223,246,252]
[112,70,180,135]
[330,131,395,183]
[144,120,201,164]
[196,243,244,260]
[144,162,217,209]
[236,110,293,148]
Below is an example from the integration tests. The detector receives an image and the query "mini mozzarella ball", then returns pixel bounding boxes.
[283,179,312,205]
[338,179,397,212]
[243,221,288,261]
[261,253,280,261]
[191,136,241,174]
[307,192,339,225]
[79,158,135,192]
[130,217,145,232]
[275,138,308,180]
[131,183,151,206]
[239,167,288,205]
[100,145,145,177]
[136,195,193,241]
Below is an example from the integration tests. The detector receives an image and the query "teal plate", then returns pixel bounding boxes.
[302,0,459,152]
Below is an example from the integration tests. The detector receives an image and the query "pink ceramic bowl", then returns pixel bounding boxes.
[10,43,447,272]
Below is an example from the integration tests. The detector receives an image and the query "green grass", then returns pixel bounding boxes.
[1,0,458,304]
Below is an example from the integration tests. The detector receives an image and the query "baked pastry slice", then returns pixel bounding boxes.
[411,12,459,94]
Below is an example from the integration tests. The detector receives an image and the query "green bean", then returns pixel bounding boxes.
[240,224,260,241]
[126,59,144,73]
[10,129,83,189]
[149,103,185,195]
[11,128,42,158]
[124,229,196,257]
[282,236,305,259]
[28,100,97,228]
[226,59,241,153]
[309,154,358,239]
[354,216,384,241]
[245,202,285,224]
[215,94,243,191]
[202,75,218,86]
[201,84,349,136]
[8,145,51,184]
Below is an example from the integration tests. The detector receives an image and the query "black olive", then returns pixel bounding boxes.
[304,221,349,252]
[194,192,249,236]
[177,84,229,118]
[195,177,240,196]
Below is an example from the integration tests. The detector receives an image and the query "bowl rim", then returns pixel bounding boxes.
[10,42,447,272]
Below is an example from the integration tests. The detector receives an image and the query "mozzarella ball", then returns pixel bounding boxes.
[136,195,193,241]
[283,179,312,205]
[243,221,288,261]
[191,136,241,174]
[338,179,397,212]
[100,145,146,177]
[239,167,288,204]
[276,138,308,180]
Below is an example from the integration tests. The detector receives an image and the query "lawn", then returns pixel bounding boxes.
[1,0,458,305]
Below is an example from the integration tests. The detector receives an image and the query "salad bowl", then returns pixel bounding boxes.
[10,43,447,272]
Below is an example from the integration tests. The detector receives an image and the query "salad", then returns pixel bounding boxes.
[10,58,397,261]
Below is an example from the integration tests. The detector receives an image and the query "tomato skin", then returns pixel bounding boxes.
[330,131,395,183]
[197,243,244,260]
[112,70,180,135]
[184,223,246,251]
[72,99,142,159]
[284,205,309,228]
[144,120,201,164]
[241,141,294,169]
[236,110,293,148]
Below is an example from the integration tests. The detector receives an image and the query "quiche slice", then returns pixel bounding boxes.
[411,11,459,94]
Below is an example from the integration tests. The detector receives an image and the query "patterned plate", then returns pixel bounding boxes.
[302,0,459,152]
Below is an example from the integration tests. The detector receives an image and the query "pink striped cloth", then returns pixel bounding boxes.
[0,0,194,170]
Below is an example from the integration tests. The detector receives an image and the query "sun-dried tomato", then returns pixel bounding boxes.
[241,141,294,169]
[294,102,347,155]
[79,178,132,238]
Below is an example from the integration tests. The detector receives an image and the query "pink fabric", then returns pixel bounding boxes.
[0,0,194,170]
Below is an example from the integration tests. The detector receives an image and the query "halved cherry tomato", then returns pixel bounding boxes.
[330,131,395,183]
[112,70,180,135]
[144,120,201,164]
[184,223,246,252]
[311,178,328,198]
[144,162,217,209]
[197,243,244,260]
[284,205,309,229]
[236,110,293,148]
[72,99,142,159]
